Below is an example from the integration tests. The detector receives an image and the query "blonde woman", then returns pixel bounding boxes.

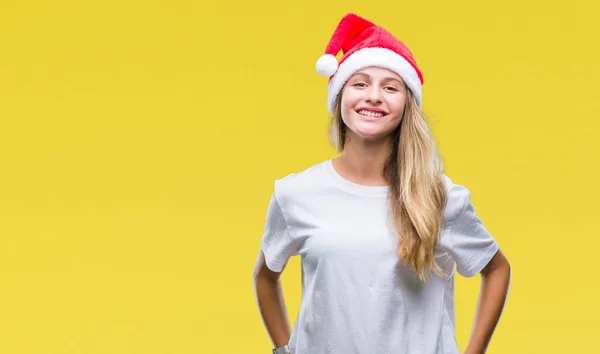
[252,13,511,354]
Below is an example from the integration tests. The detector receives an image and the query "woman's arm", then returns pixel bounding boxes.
[252,250,292,353]
[464,249,512,354]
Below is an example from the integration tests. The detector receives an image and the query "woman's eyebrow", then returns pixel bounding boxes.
[350,72,403,84]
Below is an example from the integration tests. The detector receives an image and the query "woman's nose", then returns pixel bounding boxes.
[365,86,382,103]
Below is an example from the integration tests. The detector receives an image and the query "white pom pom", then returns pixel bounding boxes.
[316,54,338,76]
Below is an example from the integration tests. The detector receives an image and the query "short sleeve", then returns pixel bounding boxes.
[259,183,300,272]
[440,182,499,277]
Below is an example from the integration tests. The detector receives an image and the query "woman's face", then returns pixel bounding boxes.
[340,66,407,141]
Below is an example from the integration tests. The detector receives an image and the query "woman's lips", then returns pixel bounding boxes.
[356,110,386,121]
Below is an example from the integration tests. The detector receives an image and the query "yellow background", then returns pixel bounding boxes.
[1,0,598,353]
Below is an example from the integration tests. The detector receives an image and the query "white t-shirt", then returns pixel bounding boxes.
[259,159,499,354]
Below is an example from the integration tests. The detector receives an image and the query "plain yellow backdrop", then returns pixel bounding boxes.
[1,0,598,353]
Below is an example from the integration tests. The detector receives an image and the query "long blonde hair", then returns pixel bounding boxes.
[328,87,448,282]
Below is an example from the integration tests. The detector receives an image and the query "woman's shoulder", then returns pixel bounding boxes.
[272,159,330,198]
[441,173,472,222]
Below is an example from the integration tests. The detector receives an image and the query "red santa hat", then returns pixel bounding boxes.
[316,13,424,115]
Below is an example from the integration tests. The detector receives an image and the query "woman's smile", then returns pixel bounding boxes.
[356,109,387,121]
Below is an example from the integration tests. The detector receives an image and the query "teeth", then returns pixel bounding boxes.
[358,110,384,117]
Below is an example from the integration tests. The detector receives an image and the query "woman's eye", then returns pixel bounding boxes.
[353,83,397,91]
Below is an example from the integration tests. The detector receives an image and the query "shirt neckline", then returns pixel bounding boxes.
[324,158,389,198]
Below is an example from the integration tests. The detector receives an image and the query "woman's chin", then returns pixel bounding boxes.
[352,127,387,139]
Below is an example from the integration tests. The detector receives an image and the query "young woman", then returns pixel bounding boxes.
[252,13,511,354]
